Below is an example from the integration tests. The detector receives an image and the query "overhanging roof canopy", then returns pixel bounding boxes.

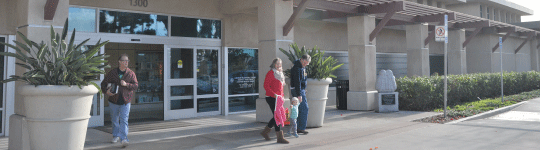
[294,0,539,34]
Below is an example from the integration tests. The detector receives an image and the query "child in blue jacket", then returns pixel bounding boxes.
[287,97,300,138]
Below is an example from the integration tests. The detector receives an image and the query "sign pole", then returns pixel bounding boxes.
[500,37,504,102]
[443,15,448,118]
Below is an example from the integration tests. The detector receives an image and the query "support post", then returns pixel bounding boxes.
[256,0,294,122]
[448,29,467,74]
[406,23,430,77]
[347,15,378,111]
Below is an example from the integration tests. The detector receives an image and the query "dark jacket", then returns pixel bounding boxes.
[101,68,138,104]
[290,60,307,96]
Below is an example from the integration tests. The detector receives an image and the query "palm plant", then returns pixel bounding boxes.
[279,43,343,80]
[0,19,110,94]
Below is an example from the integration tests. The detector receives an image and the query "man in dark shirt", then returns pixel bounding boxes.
[101,54,138,148]
[290,54,311,134]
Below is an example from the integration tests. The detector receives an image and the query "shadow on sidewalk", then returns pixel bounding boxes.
[89,127,285,150]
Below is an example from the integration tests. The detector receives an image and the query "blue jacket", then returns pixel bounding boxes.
[290,105,299,119]
[291,60,307,96]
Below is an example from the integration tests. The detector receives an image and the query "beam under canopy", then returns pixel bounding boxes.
[492,29,515,52]
[453,20,490,29]
[358,1,405,14]
[295,0,358,14]
[515,32,536,53]
[463,27,483,48]
[370,11,396,43]
[284,0,309,36]
[44,0,60,20]
[415,12,456,23]
[497,27,517,33]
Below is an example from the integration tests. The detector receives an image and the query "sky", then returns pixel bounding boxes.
[507,0,539,22]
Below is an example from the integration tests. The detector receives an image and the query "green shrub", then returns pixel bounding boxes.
[397,71,540,111]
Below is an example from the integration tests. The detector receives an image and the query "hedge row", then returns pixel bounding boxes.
[396,71,540,111]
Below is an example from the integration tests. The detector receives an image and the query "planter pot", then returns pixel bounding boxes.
[305,78,332,128]
[20,85,98,150]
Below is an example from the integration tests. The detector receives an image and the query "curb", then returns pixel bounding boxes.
[445,101,528,124]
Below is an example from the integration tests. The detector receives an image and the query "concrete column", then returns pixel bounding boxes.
[495,9,499,21]
[255,0,294,122]
[531,39,539,71]
[9,0,69,149]
[509,14,514,23]
[489,7,494,20]
[481,5,487,18]
[346,15,377,111]
[500,11,505,22]
[406,23,430,77]
[448,29,467,74]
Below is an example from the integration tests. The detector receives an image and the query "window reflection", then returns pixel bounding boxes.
[227,48,258,95]
[197,97,218,112]
[99,10,168,36]
[171,17,221,39]
[197,49,219,95]
[0,37,4,108]
[68,7,96,32]
[228,96,257,112]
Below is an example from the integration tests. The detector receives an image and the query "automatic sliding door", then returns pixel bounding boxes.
[164,47,196,120]
[196,48,220,116]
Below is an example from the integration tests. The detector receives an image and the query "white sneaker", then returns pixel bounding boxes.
[121,139,129,148]
[111,137,119,143]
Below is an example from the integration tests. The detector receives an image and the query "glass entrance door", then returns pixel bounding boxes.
[88,45,106,127]
[164,46,221,120]
[195,48,220,116]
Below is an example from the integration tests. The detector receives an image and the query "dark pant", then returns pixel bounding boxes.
[292,90,308,130]
[266,97,280,131]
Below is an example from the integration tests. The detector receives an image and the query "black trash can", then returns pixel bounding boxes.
[336,80,349,110]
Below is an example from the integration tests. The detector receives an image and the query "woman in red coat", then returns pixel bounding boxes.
[260,58,289,144]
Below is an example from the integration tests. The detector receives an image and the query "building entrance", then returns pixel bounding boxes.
[104,42,164,124]
[163,45,221,120]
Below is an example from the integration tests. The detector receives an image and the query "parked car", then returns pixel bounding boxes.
[197,75,218,95]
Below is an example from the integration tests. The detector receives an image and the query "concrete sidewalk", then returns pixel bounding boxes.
[84,106,440,149]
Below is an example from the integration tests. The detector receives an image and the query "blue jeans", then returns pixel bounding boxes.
[292,90,308,130]
[288,118,297,135]
[110,103,131,141]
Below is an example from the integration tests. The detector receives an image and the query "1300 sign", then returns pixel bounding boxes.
[130,0,148,7]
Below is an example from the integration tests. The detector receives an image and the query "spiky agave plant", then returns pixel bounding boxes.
[279,43,343,80]
[0,18,110,95]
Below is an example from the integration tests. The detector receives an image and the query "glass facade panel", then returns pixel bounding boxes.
[171,17,221,39]
[197,97,218,113]
[171,85,193,97]
[0,37,4,108]
[170,48,193,79]
[99,10,168,36]
[171,99,194,110]
[136,51,164,103]
[170,85,194,110]
[197,49,218,95]
[227,48,258,95]
[68,7,96,32]
[228,96,257,112]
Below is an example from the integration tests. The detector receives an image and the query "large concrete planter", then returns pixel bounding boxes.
[20,85,98,150]
[305,78,332,128]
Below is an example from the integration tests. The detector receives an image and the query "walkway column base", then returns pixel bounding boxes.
[347,91,378,111]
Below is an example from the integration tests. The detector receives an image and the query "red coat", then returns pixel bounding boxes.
[264,70,284,98]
